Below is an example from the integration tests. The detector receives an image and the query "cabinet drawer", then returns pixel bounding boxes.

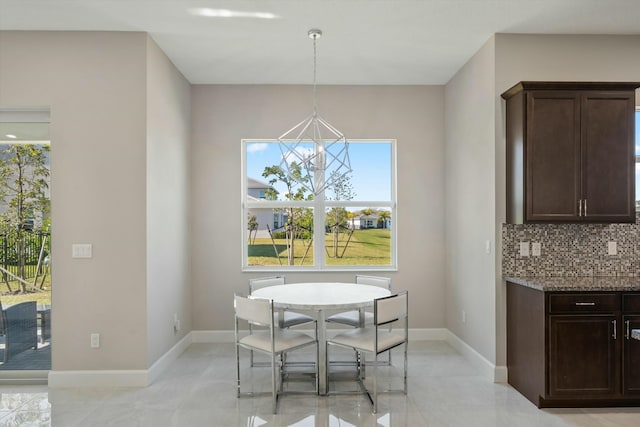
[548,293,619,314]
[623,294,640,313]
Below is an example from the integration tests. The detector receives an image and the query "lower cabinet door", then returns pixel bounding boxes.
[548,315,618,397]
[623,315,640,395]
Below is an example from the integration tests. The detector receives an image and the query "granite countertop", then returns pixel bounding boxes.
[505,276,640,292]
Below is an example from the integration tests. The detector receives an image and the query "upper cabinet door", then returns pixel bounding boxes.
[526,91,581,222]
[502,81,640,224]
[581,91,636,222]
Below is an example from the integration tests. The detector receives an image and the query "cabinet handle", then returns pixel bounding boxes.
[613,320,617,340]
[575,302,595,306]
[626,320,630,340]
[578,199,583,216]
[584,199,587,217]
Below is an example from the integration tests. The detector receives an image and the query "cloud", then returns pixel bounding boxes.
[247,143,269,153]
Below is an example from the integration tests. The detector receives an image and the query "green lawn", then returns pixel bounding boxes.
[248,228,391,266]
[0,275,51,306]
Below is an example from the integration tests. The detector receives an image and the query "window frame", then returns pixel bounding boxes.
[242,139,397,272]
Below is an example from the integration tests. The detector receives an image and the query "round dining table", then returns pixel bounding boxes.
[251,282,391,395]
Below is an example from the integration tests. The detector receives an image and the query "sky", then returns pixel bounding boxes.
[246,140,393,202]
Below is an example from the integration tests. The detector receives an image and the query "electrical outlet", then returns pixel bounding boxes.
[90,333,100,348]
[532,242,541,256]
[462,310,466,324]
[485,240,491,254]
[608,241,617,256]
[173,313,180,333]
[519,242,530,257]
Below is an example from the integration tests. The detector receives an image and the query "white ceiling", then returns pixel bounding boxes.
[1,0,639,85]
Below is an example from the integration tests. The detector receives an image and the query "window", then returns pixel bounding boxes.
[243,140,396,271]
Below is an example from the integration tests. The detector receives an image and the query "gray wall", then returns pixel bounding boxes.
[0,31,191,371]
[444,38,497,365]
[145,37,192,365]
[190,85,446,331]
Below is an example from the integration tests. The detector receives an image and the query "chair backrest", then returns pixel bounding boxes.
[249,276,285,293]
[234,294,273,326]
[3,301,38,361]
[355,274,391,290]
[374,291,408,325]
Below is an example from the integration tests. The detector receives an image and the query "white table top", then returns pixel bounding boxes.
[251,282,391,310]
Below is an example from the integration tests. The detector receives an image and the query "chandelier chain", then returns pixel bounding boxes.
[312,34,318,117]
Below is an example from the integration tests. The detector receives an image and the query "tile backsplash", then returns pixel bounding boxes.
[502,212,640,277]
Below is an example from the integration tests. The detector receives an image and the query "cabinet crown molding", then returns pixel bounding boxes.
[501,81,640,100]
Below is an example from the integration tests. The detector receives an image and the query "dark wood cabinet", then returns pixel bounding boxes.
[507,282,640,407]
[548,314,618,397]
[501,82,639,224]
[623,294,640,395]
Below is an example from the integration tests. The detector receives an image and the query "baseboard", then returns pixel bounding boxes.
[47,328,507,388]
[148,332,192,384]
[48,333,193,388]
[0,370,48,385]
[445,330,507,383]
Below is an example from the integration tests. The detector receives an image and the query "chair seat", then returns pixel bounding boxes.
[326,310,373,327]
[240,329,316,354]
[329,328,405,354]
[279,311,314,328]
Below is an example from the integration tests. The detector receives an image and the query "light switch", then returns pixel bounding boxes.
[72,243,92,258]
[608,241,617,256]
[519,242,530,257]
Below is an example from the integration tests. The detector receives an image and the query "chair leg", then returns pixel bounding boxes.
[235,344,241,398]
[316,343,320,395]
[403,343,408,395]
[249,324,255,367]
[271,352,278,414]
[373,353,378,414]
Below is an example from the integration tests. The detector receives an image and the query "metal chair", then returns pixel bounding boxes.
[234,294,318,413]
[1,301,38,362]
[249,276,315,367]
[249,276,315,328]
[326,275,393,365]
[327,291,408,414]
[326,275,391,327]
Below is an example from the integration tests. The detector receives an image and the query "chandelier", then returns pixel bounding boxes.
[277,29,352,196]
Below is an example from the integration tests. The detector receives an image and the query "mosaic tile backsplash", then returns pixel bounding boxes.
[502,212,640,277]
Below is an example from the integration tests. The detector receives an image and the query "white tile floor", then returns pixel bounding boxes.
[1,340,640,426]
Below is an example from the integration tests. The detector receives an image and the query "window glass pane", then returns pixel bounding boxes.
[247,141,314,199]
[247,207,314,267]
[326,142,392,202]
[324,207,392,266]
